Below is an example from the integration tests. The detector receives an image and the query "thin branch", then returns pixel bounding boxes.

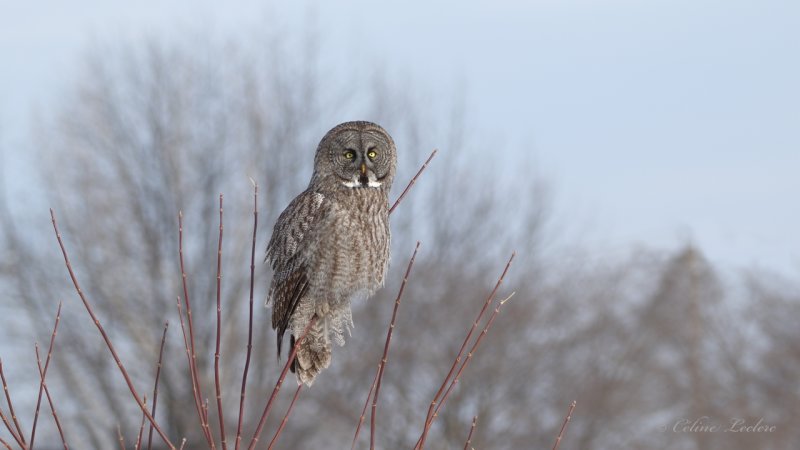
[551,401,577,450]
[266,384,302,450]
[175,295,206,436]
[247,318,316,450]
[215,195,228,450]
[117,425,125,450]
[0,358,26,447]
[147,322,169,450]
[389,149,437,215]
[0,437,12,450]
[418,292,516,449]
[0,390,26,449]
[178,438,187,450]
[350,364,380,450]
[463,416,478,450]
[417,252,515,448]
[236,181,258,450]
[135,396,147,450]
[50,209,175,450]
[35,345,69,450]
[177,211,216,448]
[370,242,420,450]
[30,302,62,449]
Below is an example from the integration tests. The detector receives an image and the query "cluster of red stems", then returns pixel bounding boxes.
[0,149,576,450]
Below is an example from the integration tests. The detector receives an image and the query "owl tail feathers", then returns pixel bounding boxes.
[292,319,332,386]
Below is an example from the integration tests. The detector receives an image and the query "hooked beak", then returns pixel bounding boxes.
[360,162,367,176]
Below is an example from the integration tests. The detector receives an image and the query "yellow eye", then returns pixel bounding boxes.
[344,150,355,159]
[367,150,377,159]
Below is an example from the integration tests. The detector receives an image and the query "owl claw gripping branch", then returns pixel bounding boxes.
[266,121,397,386]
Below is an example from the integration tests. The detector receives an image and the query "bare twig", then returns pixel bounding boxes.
[350,364,380,450]
[0,407,24,449]
[370,242,420,450]
[30,302,62,449]
[147,322,169,450]
[418,292,516,449]
[117,425,125,450]
[50,209,175,450]
[135,396,147,450]
[417,252,515,449]
[215,195,228,450]
[247,318,316,450]
[266,384,302,450]
[179,438,187,450]
[0,437,12,450]
[236,181,258,450]
[0,358,26,447]
[177,211,215,448]
[175,295,206,435]
[551,401,577,450]
[389,149,437,215]
[463,416,478,450]
[35,345,69,450]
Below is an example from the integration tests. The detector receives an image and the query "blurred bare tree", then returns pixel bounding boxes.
[1,21,798,450]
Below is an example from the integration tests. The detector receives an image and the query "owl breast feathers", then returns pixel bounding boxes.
[266,121,397,386]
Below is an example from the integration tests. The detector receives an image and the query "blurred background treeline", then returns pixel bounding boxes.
[1,8,799,450]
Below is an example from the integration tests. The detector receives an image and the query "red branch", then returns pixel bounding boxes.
[30,302,63,449]
[34,343,69,450]
[235,181,258,450]
[0,406,23,449]
[350,364,380,450]
[135,396,147,450]
[418,292,515,449]
[147,322,169,450]
[463,416,478,450]
[247,318,316,450]
[215,195,228,450]
[117,425,125,450]
[178,211,215,448]
[389,149,437,216]
[266,384,302,450]
[175,296,206,437]
[551,401,577,450]
[50,209,175,450]
[416,252,516,449]
[370,242,420,450]
[0,437,12,450]
[0,359,26,448]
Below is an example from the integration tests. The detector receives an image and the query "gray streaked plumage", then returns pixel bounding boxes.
[266,121,397,386]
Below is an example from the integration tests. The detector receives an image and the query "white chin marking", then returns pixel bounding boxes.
[342,180,382,188]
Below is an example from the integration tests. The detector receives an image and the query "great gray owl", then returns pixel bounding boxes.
[266,121,397,386]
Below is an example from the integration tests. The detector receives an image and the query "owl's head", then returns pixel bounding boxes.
[312,121,397,192]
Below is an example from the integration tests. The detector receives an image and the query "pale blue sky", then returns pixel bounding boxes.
[2,0,798,274]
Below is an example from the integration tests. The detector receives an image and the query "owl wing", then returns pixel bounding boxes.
[266,190,328,357]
